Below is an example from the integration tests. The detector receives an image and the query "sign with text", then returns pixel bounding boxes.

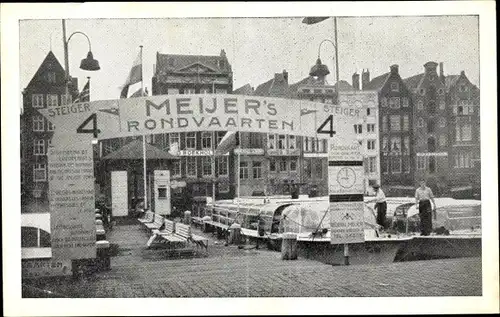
[329,202,365,244]
[22,258,72,279]
[328,165,365,195]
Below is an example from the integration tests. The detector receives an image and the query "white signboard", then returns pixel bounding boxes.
[234,148,265,155]
[22,258,72,279]
[111,171,128,217]
[328,165,365,195]
[329,202,365,244]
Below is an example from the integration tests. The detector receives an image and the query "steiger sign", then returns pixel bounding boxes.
[39,92,376,259]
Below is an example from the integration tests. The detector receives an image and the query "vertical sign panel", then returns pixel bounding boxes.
[111,171,128,217]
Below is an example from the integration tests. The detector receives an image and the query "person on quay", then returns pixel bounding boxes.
[415,179,436,236]
[367,184,387,230]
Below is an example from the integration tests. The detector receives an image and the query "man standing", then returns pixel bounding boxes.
[367,184,387,230]
[415,180,436,236]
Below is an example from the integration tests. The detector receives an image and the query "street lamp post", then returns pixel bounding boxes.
[62,19,100,96]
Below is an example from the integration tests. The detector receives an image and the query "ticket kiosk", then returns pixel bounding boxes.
[153,170,171,216]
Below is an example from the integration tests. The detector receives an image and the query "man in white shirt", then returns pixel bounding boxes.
[415,180,436,236]
[367,184,387,230]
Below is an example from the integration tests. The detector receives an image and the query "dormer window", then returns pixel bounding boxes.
[46,72,56,83]
[429,74,436,81]
[390,82,399,91]
[419,88,425,96]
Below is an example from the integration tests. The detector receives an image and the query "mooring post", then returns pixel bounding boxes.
[344,243,350,265]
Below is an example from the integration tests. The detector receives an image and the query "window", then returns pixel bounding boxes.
[171,160,181,177]
[390,115,401,131]
[47,139,53,148]
[439,101,445,110]
[367,124,375,133]
[419,88,425,96]
[161,133,170,150]
[368,157,377,174]
[185,132,196,149]
[382,116,388,133]
[303,137,311,152]
[218,183,230,193]
[391,82,399,92]
[32,116,45,132]
[288,135,296,150]
[439,135,447,146]
[317,139,326,153]
[417,117,425,128]
[304,159,312,178]
[381,98,388,107]
[402,157,411,173]
[389,97,400,109]
[32,94,44,108]
[33,163,46,182]
[269,159,277,172]
[168,88,179,95]
[201,157,213,176]
[216,89,227,94]
[145,134,156,144]
[278,135,286,149]
[354,124,363,134]
[428,157,436,173]
[382,137,389,152]
[61,94,72,106]
[252,161,262,179]
[402,136,410,153]
[427,120,435,133]
[402,97,409,107]
[454,152,472,168]
[455,121,472,142]
[289,159,297,171]
[391,157,402,173]
[46,94,58,107]
[314,160,323,178]
[170,133,180,148]
[186,157,197,177]
[391,137,401,152]
[46,72,56,83]
[239,161,249,179]
[33,139,45,155]
[200,88,211,94]
[418,100,424,110]
[417,157,426,170]
[367,140,376,151]
[366,108,371,116]
[47,121,55,131]
[217,156,228,176]
[249,133,263,148]
[268,134,276,150]
[381,158,388,174]
[427,137,436,152]
[184,88,196,94]
[402,115,409,131]
[201,132,212,149]
[279,159,287,172]
[439,118,446,128]
[216,131,225,146]
[427,101,436,115]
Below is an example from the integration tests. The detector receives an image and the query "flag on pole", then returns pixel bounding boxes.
[73,78,90,103]
[130,88,146,98]
[120,50,143,98]
[302,17,330,25]
[213,131,239,156]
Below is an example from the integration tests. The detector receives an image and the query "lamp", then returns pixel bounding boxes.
[309,58,330,78]
[80,51,100,71]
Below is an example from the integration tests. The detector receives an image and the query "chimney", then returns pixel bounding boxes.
[439,62,445,83]
[352,72,360,90]
[460,70,465,76]
[424,61,438,74]
[282,70,288,83]
[362,69,370,90]
[220,49,226,58]
[390,64,399,74]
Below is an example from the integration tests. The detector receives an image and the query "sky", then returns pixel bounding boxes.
[19,16,479,101]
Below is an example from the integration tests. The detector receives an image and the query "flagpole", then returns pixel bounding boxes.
[212,131,216,204]
[140,45,148,210]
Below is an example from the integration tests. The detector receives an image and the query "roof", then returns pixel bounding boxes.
[102,139,179,160]
[403,73,425,90]
[288,76,326,94]
[253,73,290,98]
[334,80,355,91]
[26,51,65,89]
[444,75,460,90]
[156,51,231,75]
[362,72,390,91]
[232,84,254,95]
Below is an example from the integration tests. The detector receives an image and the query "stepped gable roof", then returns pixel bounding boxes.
[156,52,231,74]
[103,139,179,160]
[362,72,390,91]
[403,73,425,90]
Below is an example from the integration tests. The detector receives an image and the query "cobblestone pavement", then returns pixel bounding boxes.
[26,224,482,298]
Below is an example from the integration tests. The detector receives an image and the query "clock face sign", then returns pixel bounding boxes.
[336,167,356,188]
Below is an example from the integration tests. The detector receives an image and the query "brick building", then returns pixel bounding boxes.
[20,51,79,213]
[404,61,450,196]
[363,65,416,196]
[444,70,480,198]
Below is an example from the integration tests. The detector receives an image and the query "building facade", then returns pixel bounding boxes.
[445,71,481,198]
[404,61,450,196]
[21,51,79,213]
[363,65,416,196]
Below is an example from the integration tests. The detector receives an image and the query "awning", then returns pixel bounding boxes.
[102,139,180,160]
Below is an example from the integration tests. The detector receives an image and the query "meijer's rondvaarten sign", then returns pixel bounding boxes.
[39,93,367,259]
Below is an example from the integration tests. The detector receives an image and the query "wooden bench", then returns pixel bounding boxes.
[147,219,186,248]
[138,210,154,224]
[175,223,209,255]
[191,216,203,227]
[144,214,164,232]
